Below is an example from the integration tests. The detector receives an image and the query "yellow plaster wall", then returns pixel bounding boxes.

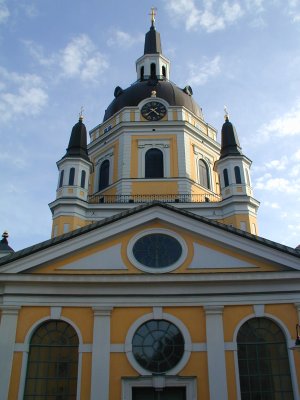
[81,353,92,399]
[182,353,209,399]
[62,307,94,343]
[15,307,50,342]
[111,307,152,343]
[8,352,23,400]
[110,354,138,399]
[221,214,258,233]
[131,180,178,195]
[226,351,238,400]
[163,307,205,342]
[223,306,253,342]
[52,215,90,237]
[265,304,298,336]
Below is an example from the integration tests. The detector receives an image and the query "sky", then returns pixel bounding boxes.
[0,0,300,251]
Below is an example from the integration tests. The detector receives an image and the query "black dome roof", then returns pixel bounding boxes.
[103,80,203,122]
[63,118,90,162]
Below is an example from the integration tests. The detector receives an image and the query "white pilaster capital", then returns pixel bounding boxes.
[0,305,20,316]
[92,306,113,317]
[204,305,224,315]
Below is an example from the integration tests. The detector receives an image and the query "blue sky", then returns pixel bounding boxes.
[0,0,300,251]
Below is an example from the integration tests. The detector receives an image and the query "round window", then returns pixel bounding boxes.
[132,233,182,269]
[132,319,185,373]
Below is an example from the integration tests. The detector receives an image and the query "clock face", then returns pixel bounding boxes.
[141,101,167,121]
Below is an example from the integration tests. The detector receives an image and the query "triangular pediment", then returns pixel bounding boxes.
[0,203,299,275]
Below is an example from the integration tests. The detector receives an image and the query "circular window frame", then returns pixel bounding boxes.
[125,311,192,376]
[127,229,188,273]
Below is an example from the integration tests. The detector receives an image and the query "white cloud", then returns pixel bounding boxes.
[258,99,300,140]
[0,67,48,122]
[164,0,244,32]
[107,30,144,48]
[264,201,280,209]
[255,174,300,194]
[188,56,221,86]
[25,35,109,83]
[60,35,108,82]
[0,0,9,24]
[264,156,288,171]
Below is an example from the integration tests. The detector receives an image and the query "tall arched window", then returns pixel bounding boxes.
[150,63,156,79]
[162,65,166,78]
[24,320,79,399]
[140,66,144,81]
[145,148,164,178]
[223,168,229,187]
[99,160,110,191]
[198,160,210,189]
[237,318,294,399]
[234,166,242,184]
[81,170,86,189]
[69,167,75,185]
[59,170,64,188]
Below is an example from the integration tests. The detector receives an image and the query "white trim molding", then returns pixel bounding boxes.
[122,375,197,400]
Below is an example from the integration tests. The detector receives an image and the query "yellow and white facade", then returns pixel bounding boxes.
[1,16,300,400]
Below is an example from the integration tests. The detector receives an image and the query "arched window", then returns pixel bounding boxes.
[59,170,64,188]
[162,65,166,78]
[24,320,79,399]
[237,318,293,399]
[145,148,164,178]
[150,63,156,79]
[140,66,144,81]
[198,160,210,189]
[234,166,242,184]
[223,168,229,187]
[99,160,110,191]
[81,170,86,189]
[69,167,75,186]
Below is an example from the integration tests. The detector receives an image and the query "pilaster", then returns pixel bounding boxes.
[91,306,113,400]
[204,305,228,400]
[0,305,20,399]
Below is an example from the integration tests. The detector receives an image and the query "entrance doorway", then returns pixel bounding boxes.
[132,387,186,400]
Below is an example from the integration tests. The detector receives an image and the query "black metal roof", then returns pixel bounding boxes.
[103,80,203,122]
[62,118,90,162]
[144,25,162,54]
[0,202,299,268]
[220,117,243,159]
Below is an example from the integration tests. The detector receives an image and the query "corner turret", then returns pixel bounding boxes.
[0,231,14,258]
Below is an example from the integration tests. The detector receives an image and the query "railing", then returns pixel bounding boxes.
[88,193,221,204]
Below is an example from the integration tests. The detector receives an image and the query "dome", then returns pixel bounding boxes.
[103,80,203,122]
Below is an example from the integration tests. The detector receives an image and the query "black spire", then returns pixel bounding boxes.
[0,231,14,256]
[144,9,162,55]
[64,116,90,161]
[220,115,243,159]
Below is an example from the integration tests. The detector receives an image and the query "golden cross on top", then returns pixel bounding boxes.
[149,7,157,26]
[79,106,84,120]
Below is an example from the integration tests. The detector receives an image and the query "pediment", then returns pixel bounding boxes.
[0,204,299,275]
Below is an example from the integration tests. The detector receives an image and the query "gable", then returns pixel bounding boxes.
[1,204,299,275]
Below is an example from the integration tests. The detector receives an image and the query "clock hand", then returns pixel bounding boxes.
[150,108,159,115]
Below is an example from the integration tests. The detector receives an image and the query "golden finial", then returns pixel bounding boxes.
[224,105,229,120]
[79,106,84,121]
[149,7,157,27]
[151,90,157,97]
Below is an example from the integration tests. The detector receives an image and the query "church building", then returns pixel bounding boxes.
[1,11,300,400]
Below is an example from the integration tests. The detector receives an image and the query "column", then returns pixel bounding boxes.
[204,305,228,400]
[0,305,20,399]
[91,306,113,400]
